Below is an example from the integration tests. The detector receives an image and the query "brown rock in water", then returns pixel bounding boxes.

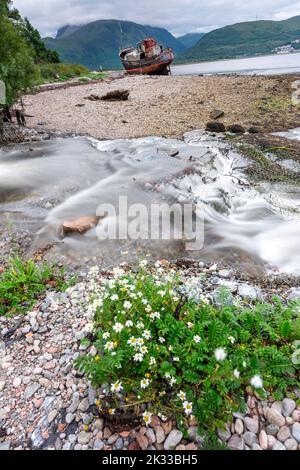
[101,90,130,101]
[206,122,226,133]
[210,109,225,120]
[227,124,245,134]
[62,216,98,235]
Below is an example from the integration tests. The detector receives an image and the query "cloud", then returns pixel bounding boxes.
[13,0,300,37]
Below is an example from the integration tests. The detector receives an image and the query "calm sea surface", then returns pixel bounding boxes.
[172,52,300,76]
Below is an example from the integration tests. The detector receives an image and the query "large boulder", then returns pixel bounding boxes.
[62,216,99,235]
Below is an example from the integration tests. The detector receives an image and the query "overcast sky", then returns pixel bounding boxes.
[13,0,300,37]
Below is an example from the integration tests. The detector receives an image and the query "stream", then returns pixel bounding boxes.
[0,131,299,274]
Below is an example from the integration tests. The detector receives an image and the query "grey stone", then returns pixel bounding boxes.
[164,430,183,450]
[227,436,245,450]
[217,424,231,442]
[94,419,104,431]
[291,422,300,443]
[243,432,258,446]
[235,419,244,435]
[107,434,119,445]
[77,431,91,445]
[155,426,165,444]
[78,398,90,413]
[266,408,285,428]
[252,443,262,450]
[282,398,296,417]
[266,424,279,436]
[238,284,259,300]
[244,417,259,434]
[23,383,40,400]
[284,438,298,450]
[272,440,286,450]
[47,410,58,423]
[94,439,104,450]
[287,288,300,302]
[67,393,80,413]
[277,426,291,442]
[66,413,75,424]
[62,443,71,450]
[146,428,156,444]
[115,438,124,450]
[0,441,10,451]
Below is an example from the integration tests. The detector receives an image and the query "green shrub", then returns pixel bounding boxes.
[0,257,67,316]
[76,263,300,435]
[38,63,89,82]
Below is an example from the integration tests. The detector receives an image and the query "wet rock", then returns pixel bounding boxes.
[164,430,183,450]
[227,124,245,134]
[206,122,226,133]
[62,216,99,236]
[210,109,224,120]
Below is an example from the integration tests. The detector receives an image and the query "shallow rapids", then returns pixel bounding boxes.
[0,131,299,274]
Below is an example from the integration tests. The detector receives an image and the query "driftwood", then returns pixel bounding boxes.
[84,89,130,102]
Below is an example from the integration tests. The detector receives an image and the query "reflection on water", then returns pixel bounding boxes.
[172,52,300,76]
[0,132,300,274]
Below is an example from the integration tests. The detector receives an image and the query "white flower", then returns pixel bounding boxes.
[173,357,180,362]
[150,312,160,320]
[233,369,240,379]
[113,322,124,333]
[145,305,152,313]
[143,330,152,340]
[168,346,173,352]
[159,337,165,344]
[142,411,152,427]
[214,348,227,362]
[243,361,247,368]
[141,378,150,389]
[128,337,137,346]
[140,345,148,355]
[169,377,176,387]
[123,301,132,310]
[250,375,263,389]
[194,335,201,344]
[104,341,115,351]
[125,320,133,328]
[149,357,156,366]
[187,322,194,329]
[155,260,162,268]
[142,299,149,305]
[139,260,148,268]
[165,373,171,379]
[111,294,119,301]
[137,338,144,346]
[158,413,168,422]
[110,381,123,393]
[137,321,144,329]
[103,332,110,339]
[178,391,186,401]
[228,336,236,344]
[133,353,144,362]
[183,401,193,415]
[158,290,166,297]
[108,408,116,415]
[173,296,180,302]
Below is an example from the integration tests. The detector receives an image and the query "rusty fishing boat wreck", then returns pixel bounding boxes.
[119,38,174,75]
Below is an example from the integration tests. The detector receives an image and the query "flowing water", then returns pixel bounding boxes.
[0,132,300,274]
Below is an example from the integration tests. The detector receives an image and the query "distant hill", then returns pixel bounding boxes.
[180,16,300,63]
[44,19,186,69]
[177,32,204,49]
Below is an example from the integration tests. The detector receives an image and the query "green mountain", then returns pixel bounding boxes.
[180,16,300,63]
[44,19,186,70]
[177,32,204,49]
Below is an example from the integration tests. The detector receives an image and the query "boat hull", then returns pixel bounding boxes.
[120,48,174,76]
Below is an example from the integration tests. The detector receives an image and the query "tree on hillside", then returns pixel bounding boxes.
[21,17,60,64]
[0,0,37,105]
